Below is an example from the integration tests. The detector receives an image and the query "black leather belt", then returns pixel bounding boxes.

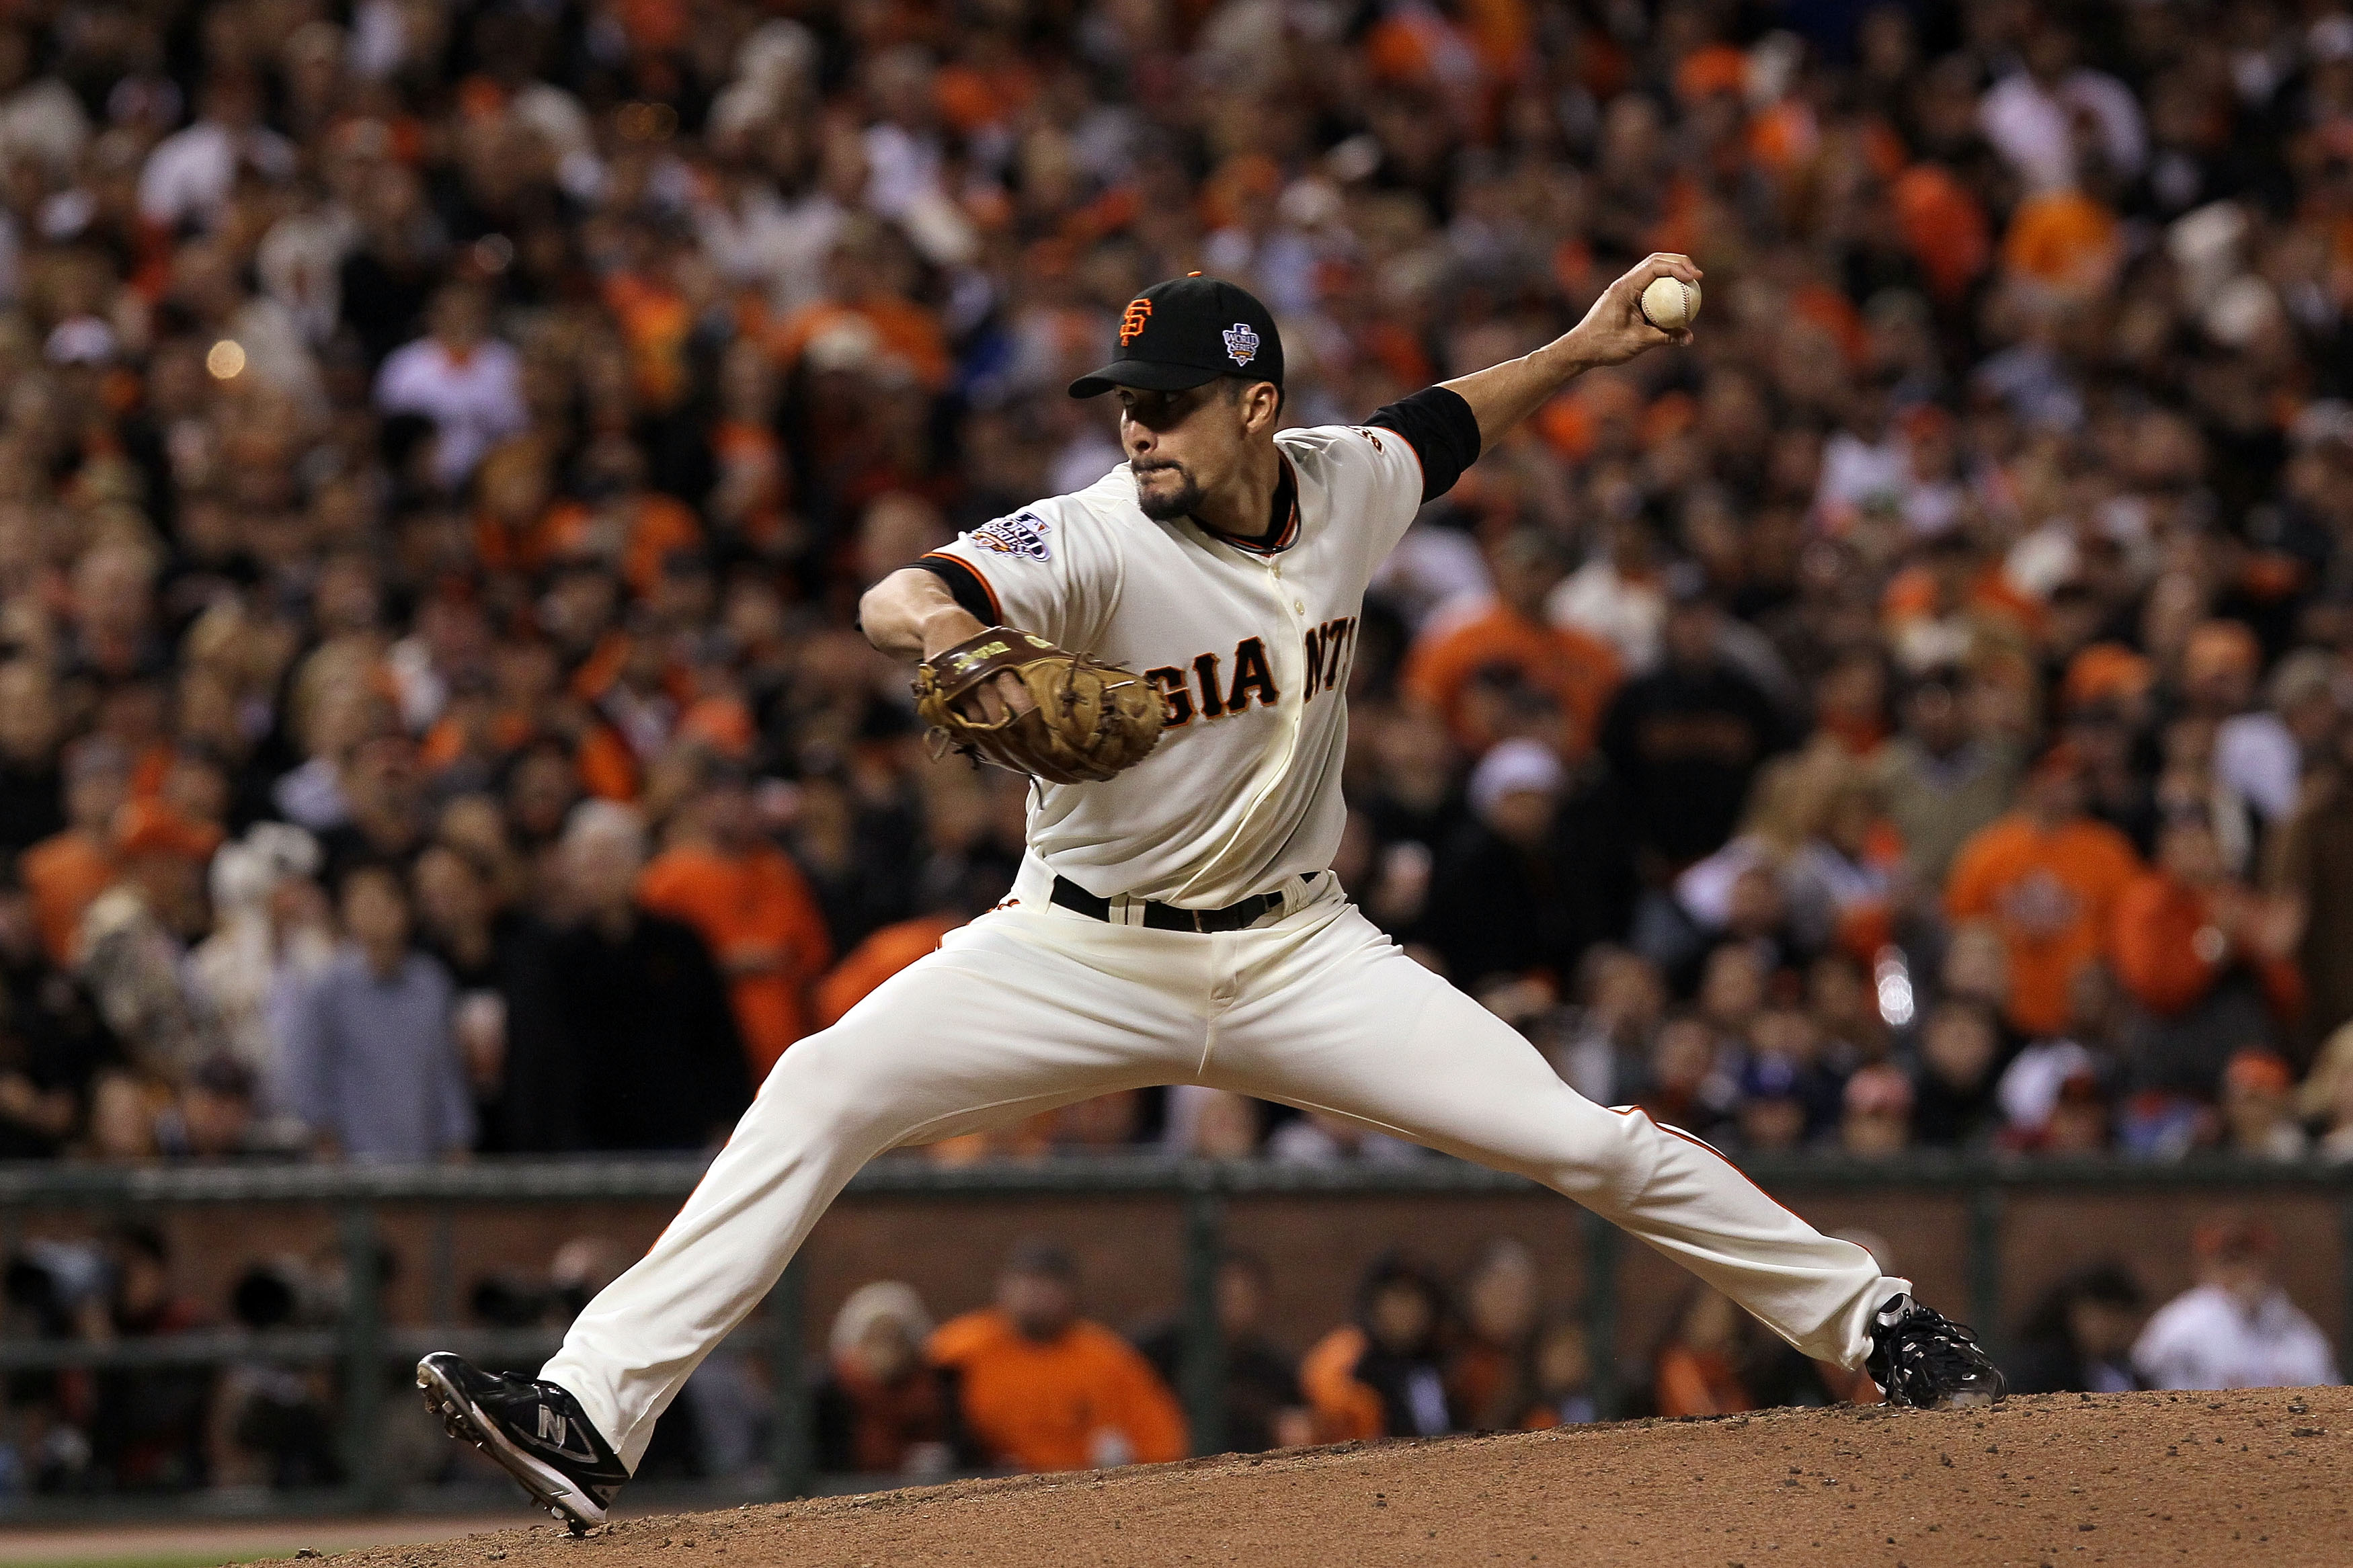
[1050,876,1285,933]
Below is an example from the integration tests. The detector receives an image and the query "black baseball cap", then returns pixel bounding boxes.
[1068,274,1284,399]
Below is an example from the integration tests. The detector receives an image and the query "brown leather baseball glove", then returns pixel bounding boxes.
[912,626,1165,784]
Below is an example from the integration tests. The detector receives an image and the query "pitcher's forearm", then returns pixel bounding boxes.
[860,568,986,661]
[1441,335,1607,450]
[1441,251,1701,449]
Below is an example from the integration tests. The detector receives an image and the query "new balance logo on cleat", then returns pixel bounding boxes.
[416,1352,629,1536]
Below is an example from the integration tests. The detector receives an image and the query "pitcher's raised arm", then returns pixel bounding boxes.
[1439,252,1702,450]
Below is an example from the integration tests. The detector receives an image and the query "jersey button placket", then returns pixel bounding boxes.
[1269,562,1307,729]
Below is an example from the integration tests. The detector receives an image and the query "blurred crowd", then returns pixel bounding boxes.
[0,0,2351,1178]
[1,1212,2334,1495]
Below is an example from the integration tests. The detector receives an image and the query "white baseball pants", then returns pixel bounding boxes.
[544,866,1901,1469]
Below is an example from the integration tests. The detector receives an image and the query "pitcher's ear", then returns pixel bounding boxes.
[1238,378,1283,433]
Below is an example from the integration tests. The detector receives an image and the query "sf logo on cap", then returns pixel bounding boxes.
[1119,298,1152,344]
[1222,323,1260,366]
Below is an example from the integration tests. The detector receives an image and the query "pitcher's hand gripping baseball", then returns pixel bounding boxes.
[914,625,1165,784]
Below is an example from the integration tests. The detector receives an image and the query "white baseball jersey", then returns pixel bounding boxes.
[926,424,1427,907]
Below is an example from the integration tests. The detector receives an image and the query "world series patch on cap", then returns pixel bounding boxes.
[1068,275,1285,398]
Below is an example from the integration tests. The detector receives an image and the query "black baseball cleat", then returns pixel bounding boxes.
[417,1352,629,1535]
[1866,1294,2007,1409]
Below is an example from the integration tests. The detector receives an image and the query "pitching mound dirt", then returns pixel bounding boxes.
[292,1388,2350,1568]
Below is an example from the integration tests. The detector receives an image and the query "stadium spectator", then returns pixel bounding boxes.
[2186,622,2301,827]
[1638,1014,1738,1145]
[0,663,66,866]
[639,759,832,1079]
[372,281,528,492]
[2110,807,2303,1103]
[928,1240,1186,1473]
[1938,923,2020,1046]
[185,823,334,1129]
[1300,1255,1455,1442]
[1401,531,1621,763]
[2007,1264,2147,1395]
[1909,1001,2004,1149]
[2219,1050,2309,1162]
[1031,1094,1128,1159]
[410,839,545,1151]
[1598,583,1794,876]
[1771,768,1901,962]
[2268,719,2353,1062]
[21,739,131,969]
[2299,1024,2353,1163]
[814,1281,966,1479]
[1137,1250,1308,1455]
[1729,1053,1812,1153]
[87,1225,210,1491]
[1546,945,1667,1108]
[2132,1219,2340,1390]
[136,73,292,235]
[151,1053,264,1159]
[279,862,471,1163]
[1839,1065,1915,1158]
[1870,667,2023,889]
[215,1259,342,1491]
[1513,1317,1599,1430]
[1267,1108,1423,1167]
[1160,1088,1265,1161]
[811,907,965,1030]
[2011,1067,2116,1157]
[1420,738,1570,990]
[1445,1239,1541,1432]
[76,799,224,1081]
[1651,1286,1757,1418]
[1947,747,2143,1040]
[520,803,750,1153]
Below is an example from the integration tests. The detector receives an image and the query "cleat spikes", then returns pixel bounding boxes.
[415,1352,624,1534]
[1866,1294,2006,1410]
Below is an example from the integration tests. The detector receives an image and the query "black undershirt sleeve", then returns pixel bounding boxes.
[908,554,998,624]
[1367,384,1482,503]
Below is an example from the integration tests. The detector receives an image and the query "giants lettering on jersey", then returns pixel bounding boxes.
[1300,617,1357,699]
[1148,637,1273,727]
[1146,620,1355,728]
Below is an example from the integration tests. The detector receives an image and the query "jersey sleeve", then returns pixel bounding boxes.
[1366,385,1482,502]
[918,496,1119,649]
[1281,419,1433,569]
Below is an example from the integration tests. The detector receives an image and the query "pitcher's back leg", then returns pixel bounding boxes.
[1211,909,1899,1370]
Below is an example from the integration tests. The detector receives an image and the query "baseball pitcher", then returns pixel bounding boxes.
[421,256,2002,1533]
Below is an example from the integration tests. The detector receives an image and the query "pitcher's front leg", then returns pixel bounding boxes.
[543,916,1195,1468]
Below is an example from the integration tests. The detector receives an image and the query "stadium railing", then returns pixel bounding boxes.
[1,1153,2348,1522]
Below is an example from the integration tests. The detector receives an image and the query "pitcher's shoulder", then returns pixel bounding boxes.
[1276,422,1384,459]
[1277,422,1416,481]
[953,479,1122,565]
